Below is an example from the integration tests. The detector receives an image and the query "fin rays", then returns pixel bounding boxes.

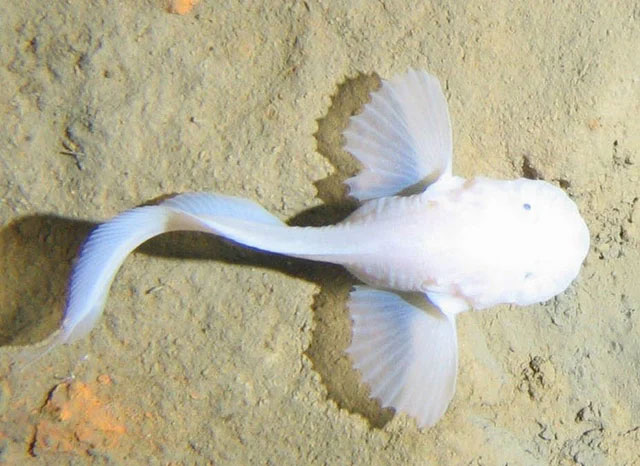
[344,69,453,201]
[347,286,458,428]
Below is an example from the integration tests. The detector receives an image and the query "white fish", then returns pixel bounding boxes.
[19,70,589,428]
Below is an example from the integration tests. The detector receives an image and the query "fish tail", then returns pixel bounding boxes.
[53,193,346,352]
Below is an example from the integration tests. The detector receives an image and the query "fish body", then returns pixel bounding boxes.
[20,69,589,428]
[324,175,588,312]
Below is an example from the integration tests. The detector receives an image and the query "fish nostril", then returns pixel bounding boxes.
[524,272,533,279]
[523,203,531,210]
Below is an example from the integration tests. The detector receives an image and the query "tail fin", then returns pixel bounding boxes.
[14,192,344,365]
[10,206,173,371]
[61,206,175,345]
[162,193,354,259]
[59,193,295,346]
[163,192,286,227]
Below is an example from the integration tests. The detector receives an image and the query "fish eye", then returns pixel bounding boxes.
[523,203,531,210]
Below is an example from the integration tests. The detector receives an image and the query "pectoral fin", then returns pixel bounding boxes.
[344,69,453,201]
[346,286,458,428]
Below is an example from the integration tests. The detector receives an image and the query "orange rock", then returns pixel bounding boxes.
[168,0,200,15]
[31,381,126,457]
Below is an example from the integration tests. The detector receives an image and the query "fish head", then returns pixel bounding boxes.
[504,178,590,306]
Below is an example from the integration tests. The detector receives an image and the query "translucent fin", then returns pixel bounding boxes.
[20,192,350,364]
[346,286,458,428]
[61,206,173,345]
[8,206,173,372]
[59,193,287,348]
[344,69,453,201]
[164,193,357,259]
[163,192,285,226]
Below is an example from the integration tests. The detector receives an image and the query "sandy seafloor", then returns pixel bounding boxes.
[1,0,640,464]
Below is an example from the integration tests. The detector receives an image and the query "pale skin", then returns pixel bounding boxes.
[12,69,590,428]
